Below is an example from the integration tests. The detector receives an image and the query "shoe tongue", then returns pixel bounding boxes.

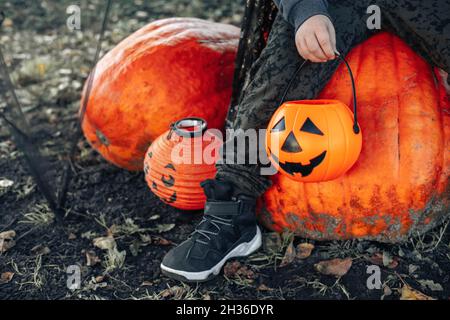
[197,217,219,234]
[201,179,233,200]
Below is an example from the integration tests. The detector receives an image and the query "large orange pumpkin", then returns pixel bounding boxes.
[258,32,450,242]
[81,18,239,170]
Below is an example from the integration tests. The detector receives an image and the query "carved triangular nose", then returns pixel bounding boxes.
[282,131,302,153]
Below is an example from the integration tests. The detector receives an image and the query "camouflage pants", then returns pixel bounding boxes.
[216,0,450,196]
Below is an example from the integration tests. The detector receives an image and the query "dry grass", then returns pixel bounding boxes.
[19,203,54,227]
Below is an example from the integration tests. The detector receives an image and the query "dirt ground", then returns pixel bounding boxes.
[0,0,449,300]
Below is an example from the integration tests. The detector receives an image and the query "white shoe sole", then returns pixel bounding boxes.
[160,226,262,282]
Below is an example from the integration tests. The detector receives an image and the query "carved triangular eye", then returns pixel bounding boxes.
[300,118,324,135]
[271,117,286,133]
[282,131,302,152]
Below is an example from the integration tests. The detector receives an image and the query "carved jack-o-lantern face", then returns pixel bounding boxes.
[266,100,362,182]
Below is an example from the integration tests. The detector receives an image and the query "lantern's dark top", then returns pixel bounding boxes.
[273,0,330,31]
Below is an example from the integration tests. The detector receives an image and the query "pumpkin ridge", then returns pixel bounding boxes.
[390,34,401,184]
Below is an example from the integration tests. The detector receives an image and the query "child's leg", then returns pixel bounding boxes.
[381,0,450,75]
[216,1,373,196]
[161,0,373,282]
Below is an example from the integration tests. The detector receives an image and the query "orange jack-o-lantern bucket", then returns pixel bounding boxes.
[266,55,362,182]
[144,118,221,210]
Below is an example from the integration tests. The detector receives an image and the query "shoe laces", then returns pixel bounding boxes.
[191,215,233,245]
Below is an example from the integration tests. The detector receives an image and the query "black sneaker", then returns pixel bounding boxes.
[160,179,262,282]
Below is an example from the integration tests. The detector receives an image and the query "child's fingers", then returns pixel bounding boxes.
[306,33,328,62]
[315,28,335,60]
[295,15,337,63]
[300,37,312,61]
[327,23,337,54]
[296,36,311,61]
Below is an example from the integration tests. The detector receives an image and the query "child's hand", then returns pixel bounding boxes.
[295,15,336,63]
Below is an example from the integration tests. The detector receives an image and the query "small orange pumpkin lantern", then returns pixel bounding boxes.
[266,55,362,182]
[144,118,221,210]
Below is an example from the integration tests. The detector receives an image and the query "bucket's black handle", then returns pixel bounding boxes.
[279,53,360,134]
[168,117,207,139]
[335,53,360,134]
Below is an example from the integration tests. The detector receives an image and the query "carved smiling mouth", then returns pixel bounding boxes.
[270,150,327,177]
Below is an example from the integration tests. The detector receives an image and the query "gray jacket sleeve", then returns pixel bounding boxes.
[272,0,330,31]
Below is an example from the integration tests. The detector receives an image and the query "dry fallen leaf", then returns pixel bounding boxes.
[140,234,172,246]
[31,244,51,256]
[257,284,272,291]
[93,236,125,271]
[152,236,171,246]
[68,232,77,240]
[400,284,435,300]
[367,252,399,269]
[202,293,212,300]
[315,258,353,277]
[296,243,314,259]
[280,241,296,267]
[223,261,255,280]
[383,285,392,298]
[0,272,14,285]
[160,285,187,299]
[86,250,101,266]
[0,230,16,253]
[0,230,16,239]
[93,236,116,250]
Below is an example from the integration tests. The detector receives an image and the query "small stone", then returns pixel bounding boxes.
[0,230,16,253]
[0,272,14,285]
[0,178,14,188]
[296,243,314,259]
[315,258,352,277]
[135,11,148,18]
